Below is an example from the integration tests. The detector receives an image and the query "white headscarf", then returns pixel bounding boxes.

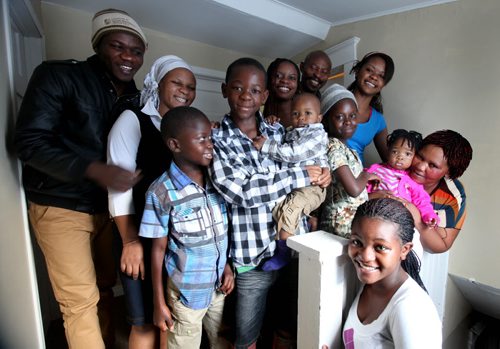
[140,55,193,109]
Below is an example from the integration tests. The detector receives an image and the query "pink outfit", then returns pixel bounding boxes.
[366,163,439,225]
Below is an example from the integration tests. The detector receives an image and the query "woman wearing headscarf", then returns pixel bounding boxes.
[107,55,196,348]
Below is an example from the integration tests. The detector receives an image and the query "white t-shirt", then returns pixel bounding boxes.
[343,277,442,349]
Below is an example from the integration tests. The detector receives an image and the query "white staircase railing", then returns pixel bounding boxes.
[288,231,359,349]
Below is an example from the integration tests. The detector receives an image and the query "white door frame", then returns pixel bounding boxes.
[2,0,45,347]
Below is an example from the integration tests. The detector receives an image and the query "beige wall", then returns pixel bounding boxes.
[295,0,498,286]
[293,0,499,338]
[41,2,272,86]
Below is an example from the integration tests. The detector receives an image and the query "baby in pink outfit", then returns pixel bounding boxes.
[366,129,439,226]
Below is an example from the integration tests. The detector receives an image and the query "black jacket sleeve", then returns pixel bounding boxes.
[15,61,94,183]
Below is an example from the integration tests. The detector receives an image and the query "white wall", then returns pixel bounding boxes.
[293,0,499,337]
[0,0,44,347]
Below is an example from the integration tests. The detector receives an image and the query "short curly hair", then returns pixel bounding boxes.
[387,129,423,152]
[422,130,473,179]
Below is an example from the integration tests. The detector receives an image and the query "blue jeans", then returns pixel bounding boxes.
[234,267,277,348]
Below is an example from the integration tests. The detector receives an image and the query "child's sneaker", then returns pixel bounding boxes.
[262,240,291,271]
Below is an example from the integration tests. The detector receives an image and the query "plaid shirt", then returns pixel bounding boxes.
[209,113,310,269]
[139,163,228,310]
[261,123,329,168]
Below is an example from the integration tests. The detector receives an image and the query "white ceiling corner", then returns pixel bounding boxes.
[42,0,456,59]
[211,0,331,40]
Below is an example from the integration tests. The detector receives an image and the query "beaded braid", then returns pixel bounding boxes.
[352,198,427,292]
[402,250,427,293]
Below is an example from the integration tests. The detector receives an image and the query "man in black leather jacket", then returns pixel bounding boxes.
[14,9,146,349]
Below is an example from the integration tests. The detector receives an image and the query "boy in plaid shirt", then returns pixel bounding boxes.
[253,92,328,271]
[209,58,330,349]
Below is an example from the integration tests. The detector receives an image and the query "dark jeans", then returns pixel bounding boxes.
[234,267,278,348]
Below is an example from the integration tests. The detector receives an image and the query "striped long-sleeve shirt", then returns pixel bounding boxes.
[260,123,329,168]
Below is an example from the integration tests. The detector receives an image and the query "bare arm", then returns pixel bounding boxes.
[219,263,235,295]
[316,167,332,188]
[373,128,389,163]
[151,236,174,331]
[407,202,459,253]
[86,162,141,192]
[335,166,380,197]
[419,225,459,253]
[114,215,144,280]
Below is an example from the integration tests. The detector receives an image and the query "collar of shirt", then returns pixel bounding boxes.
[141,98,162,120]
[167,162,198,191]
[217,112,284,140]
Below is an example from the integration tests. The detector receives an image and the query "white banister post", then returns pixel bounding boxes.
[288,231,359,349]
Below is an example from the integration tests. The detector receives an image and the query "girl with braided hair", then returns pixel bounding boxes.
[342,198,441,348]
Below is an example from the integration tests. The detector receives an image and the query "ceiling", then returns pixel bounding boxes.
[44,0,454,58]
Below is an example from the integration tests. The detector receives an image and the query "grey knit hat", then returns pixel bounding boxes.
[91,9,147,50]
[320,83,358,115]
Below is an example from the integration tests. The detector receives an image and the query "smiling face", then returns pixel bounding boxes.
[270,61,299,101]
[409,144,449,192]
[355,56,387,96]
[171,117,214,169]
[290,93,322,128]
[158,68,196,116]
[96,31,145,86]
[325,99,357,142]
[222,65,268,122]
[300,52,331,94]
[387,138,415,171]
[349,217,411,286]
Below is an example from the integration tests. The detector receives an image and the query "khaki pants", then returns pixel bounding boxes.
[166,278,229,349]
[272,186,326,236]
[29,203,116,349]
